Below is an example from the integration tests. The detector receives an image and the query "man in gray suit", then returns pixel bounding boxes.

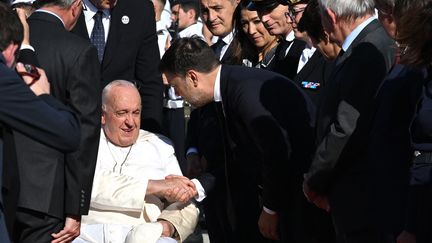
[303,0,396,242]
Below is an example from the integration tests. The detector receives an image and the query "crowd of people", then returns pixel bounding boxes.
[0,0,431,242]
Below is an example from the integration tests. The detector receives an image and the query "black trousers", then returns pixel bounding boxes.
[13,207,63,243]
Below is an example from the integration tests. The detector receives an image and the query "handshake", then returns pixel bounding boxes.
[148,175,198,203]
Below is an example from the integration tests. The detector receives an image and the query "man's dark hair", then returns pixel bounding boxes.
[374,0,395,13]
[160,36,220,76]
[0,1,23,51]
[394,0,432,68]
[297,0,326,42]
[179,0,200,21]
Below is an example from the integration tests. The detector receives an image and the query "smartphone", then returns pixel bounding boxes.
[23,64,41,80]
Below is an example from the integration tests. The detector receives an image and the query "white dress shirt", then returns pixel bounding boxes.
[217,30,235,61]
[341,16,376,52]
[82,0,111,42]
[178,22,205,40]
[297,45,316,73]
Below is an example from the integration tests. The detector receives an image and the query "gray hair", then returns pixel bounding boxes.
[101,80,139,111]
[319,0,375,20]
[38,0,79,8]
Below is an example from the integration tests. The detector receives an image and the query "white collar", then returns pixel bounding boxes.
[83,0,110,22]
[213,65,222,102]
[341,16,375,52]
[220,29,235,46]
[285,30,295,42]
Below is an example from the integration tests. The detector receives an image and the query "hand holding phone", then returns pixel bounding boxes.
[16,63,50,95]
[17,63,41,86]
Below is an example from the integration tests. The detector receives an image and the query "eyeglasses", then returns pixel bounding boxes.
[285,7,306,20]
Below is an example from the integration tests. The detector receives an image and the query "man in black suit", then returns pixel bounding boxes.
[184,0,240,241]
[248,0,305,80]
[161,37,316,243]
[0,3,81,242]
[72,0,164,133]
[12,0,102,242]
[302,0,396,242]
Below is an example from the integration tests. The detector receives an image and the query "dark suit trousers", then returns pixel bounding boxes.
[13,207,63,243]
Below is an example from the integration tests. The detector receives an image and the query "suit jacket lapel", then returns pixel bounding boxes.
[73,13,90,42]
[221,41,235,63]
[333,19,380,75]
[338,19,380,64]
[101,8,120,70]
[295,50,321,82]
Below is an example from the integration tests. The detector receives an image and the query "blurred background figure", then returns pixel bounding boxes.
[287,0,333,106]
[9,0,36,17]
[375,0,397,38]
[170,0,204,40]
[296,0,340,61]
[238,0,278,68]
[392,0,432,242]
[153,0,170,58]
[248,0,305,79]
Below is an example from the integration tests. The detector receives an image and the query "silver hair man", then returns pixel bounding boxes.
[318,0,375,20]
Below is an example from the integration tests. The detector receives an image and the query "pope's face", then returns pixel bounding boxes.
[102,86,141,147]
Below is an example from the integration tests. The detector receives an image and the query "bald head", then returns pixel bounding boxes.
[101,80,142,147]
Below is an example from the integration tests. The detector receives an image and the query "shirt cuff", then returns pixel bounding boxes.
[191,178,206,202]
[186,147,199,156]
[263,206,276,215]
[20,44,35,52]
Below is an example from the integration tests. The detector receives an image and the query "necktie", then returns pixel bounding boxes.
[212,39,226,60]
[91,11,105,62]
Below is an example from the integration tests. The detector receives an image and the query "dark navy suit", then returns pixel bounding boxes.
[0,54,80,241]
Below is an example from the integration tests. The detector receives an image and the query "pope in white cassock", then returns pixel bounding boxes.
[73,80,199,243]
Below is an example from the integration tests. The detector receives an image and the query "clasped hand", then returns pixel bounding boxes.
[160,175,197,203]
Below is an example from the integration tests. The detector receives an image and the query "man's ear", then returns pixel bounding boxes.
[186,70,199,87]
[2,43,19,68]
[101,110,106,125]
[187,9,195,21]
[326,8,338,26]
[71,0,82,18]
